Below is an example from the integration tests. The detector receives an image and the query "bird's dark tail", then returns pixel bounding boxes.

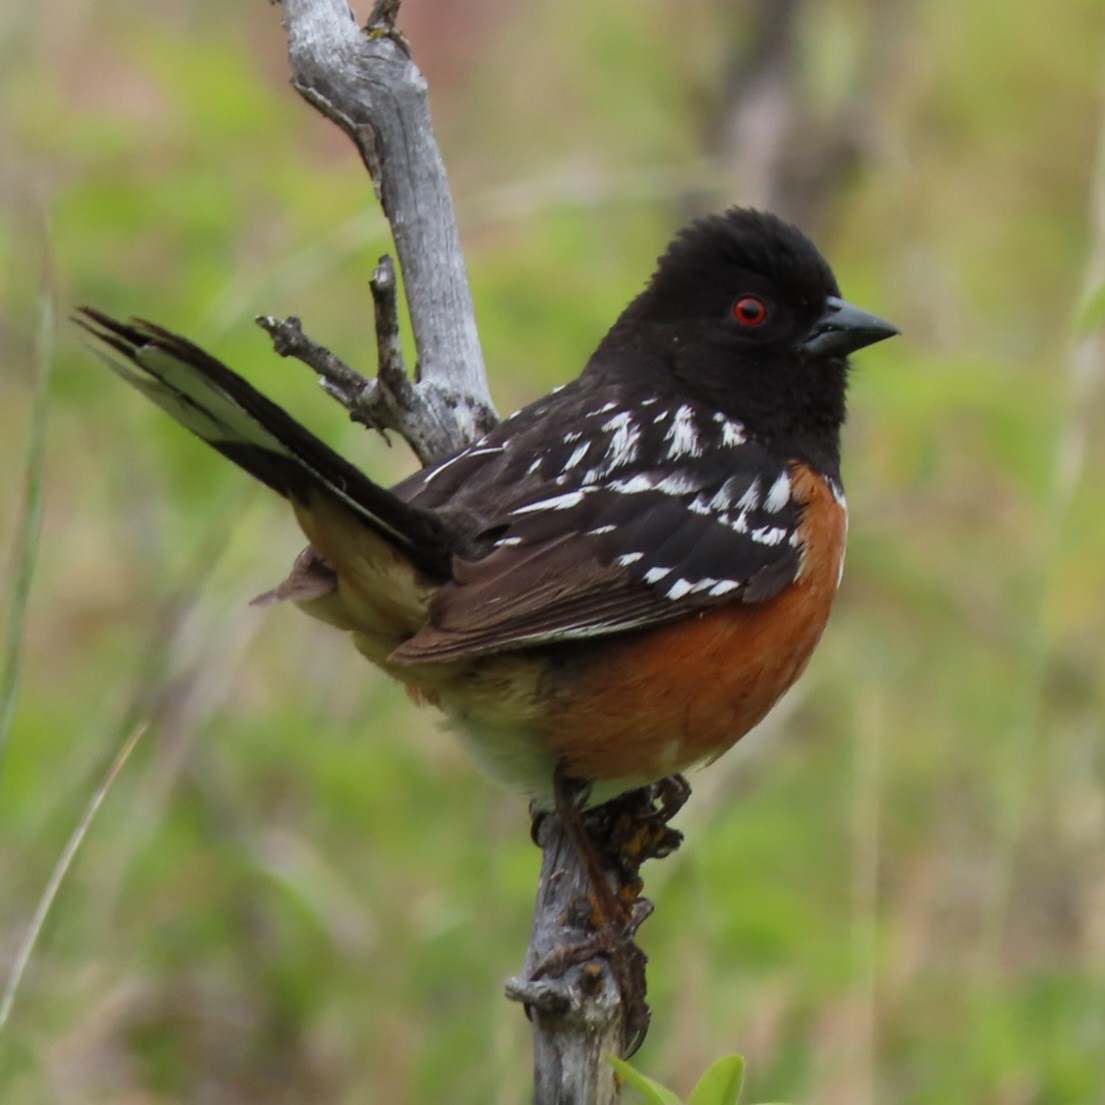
[74,309,453,580]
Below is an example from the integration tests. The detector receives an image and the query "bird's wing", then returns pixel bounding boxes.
[391,402,813,663]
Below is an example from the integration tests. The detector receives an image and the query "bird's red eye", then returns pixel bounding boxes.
[733,295,768,327]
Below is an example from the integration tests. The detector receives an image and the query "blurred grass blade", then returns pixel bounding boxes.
[687,1054,745,1105]
[0,290,54,786]
[0,722,148,1037]
[1073,279,1105,337]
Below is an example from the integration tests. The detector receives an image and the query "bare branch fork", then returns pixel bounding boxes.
[271,1,682,1100]
[270,0,497,463]
[256,257,444,463]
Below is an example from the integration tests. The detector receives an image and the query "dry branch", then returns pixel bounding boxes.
[274,0,496,460]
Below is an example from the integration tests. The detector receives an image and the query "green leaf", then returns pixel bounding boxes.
[607,1055,684,1105]
[687,1054,746,1105]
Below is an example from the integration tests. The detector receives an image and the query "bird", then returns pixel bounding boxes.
[76,207,897,809]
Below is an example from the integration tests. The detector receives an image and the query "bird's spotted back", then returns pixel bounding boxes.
[488,395,809,601]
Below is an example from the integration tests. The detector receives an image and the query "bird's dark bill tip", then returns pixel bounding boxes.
[803,296,899,358]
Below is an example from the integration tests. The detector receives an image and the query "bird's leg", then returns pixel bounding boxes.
[552,767,638,937]
[531,769,685,975]
[528,771,635,984]
[522,771,689,1057]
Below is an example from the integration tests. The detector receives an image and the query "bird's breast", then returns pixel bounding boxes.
[532,464,847,784]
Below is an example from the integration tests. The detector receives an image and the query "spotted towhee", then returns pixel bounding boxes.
[77,208,897,805]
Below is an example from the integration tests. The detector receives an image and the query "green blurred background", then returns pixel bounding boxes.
[3,0,1105,1102]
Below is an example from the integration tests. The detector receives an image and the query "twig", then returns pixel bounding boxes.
[257,258,467,465]
[362,255,466,464]
[369,254,405,388]
[255,313,363,392]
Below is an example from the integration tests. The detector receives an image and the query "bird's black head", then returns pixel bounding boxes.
[593,208,897,471]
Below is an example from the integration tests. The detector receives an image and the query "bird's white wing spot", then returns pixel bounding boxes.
[511,490,589,514]
[600,410,641,471]
[564,441,592,470]
[665,578,695,600]
[751,525,787,546]
[764,471,792,513]
[610,474,655,494]
[735,479,761,511]
[653,472,701,496]
[708,579,741,597]
[664,404,703,459]
[712,412,747,447]
[690,577,719,594]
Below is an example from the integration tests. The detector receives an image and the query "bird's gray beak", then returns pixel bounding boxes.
[802,296,899,358]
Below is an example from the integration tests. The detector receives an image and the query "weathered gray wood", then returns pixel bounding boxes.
[506,816,626,1105]
[504,781,684,1104]
[276,0,496,462]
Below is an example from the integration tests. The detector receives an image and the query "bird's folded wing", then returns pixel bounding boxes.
[390,458,805,662]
